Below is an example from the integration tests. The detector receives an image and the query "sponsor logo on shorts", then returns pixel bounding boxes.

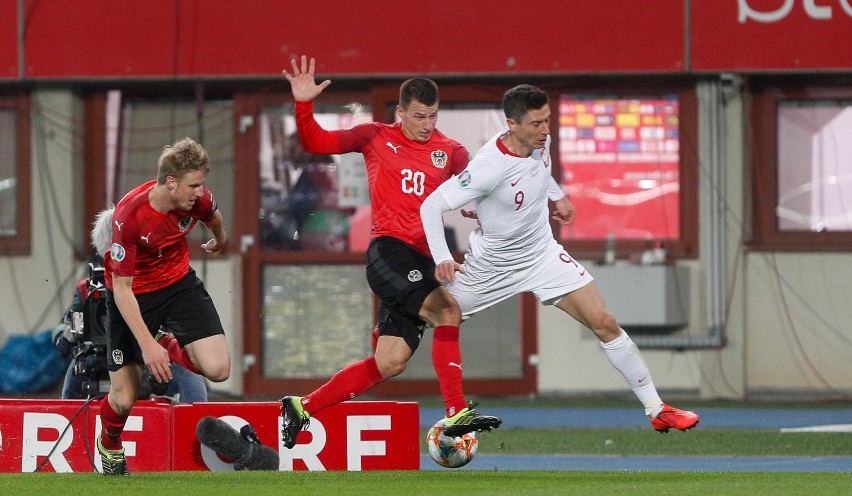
[408,270,423,282]
[110,243,126,262]
[458,170,472,188]
[112,349,124,365]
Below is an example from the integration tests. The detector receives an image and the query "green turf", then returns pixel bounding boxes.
[2,471,852,496]
[451,427,852,456]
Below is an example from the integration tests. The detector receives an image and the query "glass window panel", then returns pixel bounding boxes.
[777,100,852,232]
[117,99,234,240]
[558,94,681,241]
[258,102,372,251]
[262,264,373,378]
[0,108,17,236]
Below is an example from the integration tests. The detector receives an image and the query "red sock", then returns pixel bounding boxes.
[302,356,383,415]
[98,394,127,450]
[157,334,201,375]
[432,325,466,418]
[370,325,380,353]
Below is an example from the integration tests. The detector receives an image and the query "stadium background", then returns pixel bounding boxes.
[0,0,851,403]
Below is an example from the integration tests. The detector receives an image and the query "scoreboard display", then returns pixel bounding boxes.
[558,95,681,240]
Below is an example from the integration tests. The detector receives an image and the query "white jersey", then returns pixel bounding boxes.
[421,128,593,316]
[427,128,564,269]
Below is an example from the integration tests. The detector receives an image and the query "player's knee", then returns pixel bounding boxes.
[593,312,621,341]
[109,388,137,415]
[203,363,230,383]
[381,361,407,378]
[375,355,407,378]
[432,299,462,326]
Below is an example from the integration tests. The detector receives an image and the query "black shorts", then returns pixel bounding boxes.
[366,237,441,352]
[105,269,225,371]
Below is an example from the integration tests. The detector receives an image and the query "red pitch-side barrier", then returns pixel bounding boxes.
[0,398,420,473]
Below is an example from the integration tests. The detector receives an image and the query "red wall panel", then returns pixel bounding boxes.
[691,0,852,72]
[22,1,178,77]
[15,0,685,80]
[1,0,19,78]
[16,1,849,79]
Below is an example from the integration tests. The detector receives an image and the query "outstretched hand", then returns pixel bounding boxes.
[282,55,332,102]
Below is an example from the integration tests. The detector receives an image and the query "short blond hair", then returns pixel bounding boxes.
[156,137,210,184]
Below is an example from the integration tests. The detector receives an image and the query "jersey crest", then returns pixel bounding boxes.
[178,215,193,232]
[431,150,448,169]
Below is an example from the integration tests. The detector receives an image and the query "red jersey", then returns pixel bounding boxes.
[106,179,218,294]
[296,101,468,256]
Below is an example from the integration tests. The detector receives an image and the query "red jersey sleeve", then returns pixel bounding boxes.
[449,142,470,175]
[108,207,141,278]
[192,186,218,222]
[295,101,380,155]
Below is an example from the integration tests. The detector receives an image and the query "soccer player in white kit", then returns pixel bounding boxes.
[420,84,699,432]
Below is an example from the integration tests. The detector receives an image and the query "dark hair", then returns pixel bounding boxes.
[399,77,439,109]
[502,84,549,123]
[157,137,210,184]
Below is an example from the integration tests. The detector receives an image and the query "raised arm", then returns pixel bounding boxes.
[282,55,332,103]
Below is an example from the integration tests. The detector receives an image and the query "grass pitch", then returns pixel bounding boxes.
[470,427,852,456]
[3,471,852,496]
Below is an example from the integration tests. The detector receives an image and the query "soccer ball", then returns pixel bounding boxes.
[426,419,478,468]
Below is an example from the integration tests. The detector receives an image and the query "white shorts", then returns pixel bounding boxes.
[447,240,594,318]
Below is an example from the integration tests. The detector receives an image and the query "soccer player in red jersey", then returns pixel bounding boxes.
[279,56,501,449]
[95,137,231,475]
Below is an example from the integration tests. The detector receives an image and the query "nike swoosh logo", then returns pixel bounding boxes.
[510,178,521,187]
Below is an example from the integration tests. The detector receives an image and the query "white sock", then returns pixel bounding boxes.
[600,329,664,416]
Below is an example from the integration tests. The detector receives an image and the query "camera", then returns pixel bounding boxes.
[55,263,111,398]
